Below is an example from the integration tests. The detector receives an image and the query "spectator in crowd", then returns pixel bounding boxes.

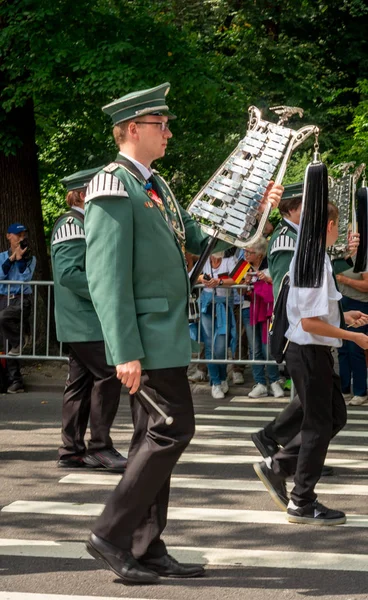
[0,223,36,393]
[337,266,368,405]
[242,238,284,399]
[229,247,249,385]
[197,251,237,399]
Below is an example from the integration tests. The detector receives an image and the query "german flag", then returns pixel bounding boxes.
[229,258,251,284]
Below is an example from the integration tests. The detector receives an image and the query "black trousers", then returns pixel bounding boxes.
[59,341,122,458]
[274,342,347,505]
[93,366,195,559]
[0,295,32,384]
[264,394,303,449]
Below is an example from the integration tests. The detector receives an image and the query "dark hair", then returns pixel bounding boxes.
[279,195,303,217]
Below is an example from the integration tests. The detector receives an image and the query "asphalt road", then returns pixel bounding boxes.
[1,385,368,600]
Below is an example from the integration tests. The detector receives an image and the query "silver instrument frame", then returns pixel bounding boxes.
[328,162,366,259]
[187,106,318,248]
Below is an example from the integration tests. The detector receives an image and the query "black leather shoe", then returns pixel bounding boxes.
[321,465,334,477]
[140,554,205,578]
[57,455,85,469]
[86,533,159,584]
[251,430,279,459]
[83,448,127,472]
[253,460,288,511]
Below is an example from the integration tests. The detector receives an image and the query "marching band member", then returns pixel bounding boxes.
[51,169,126,472]
[252,187,360,479]
[83,82,283,584]
[255,163,368,525]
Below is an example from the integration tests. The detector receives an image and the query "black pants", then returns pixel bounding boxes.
[275,342,347,505]
[59,341,122,458]
[93,366,195,559]
[264,394,303,449]
[0,295,32,384]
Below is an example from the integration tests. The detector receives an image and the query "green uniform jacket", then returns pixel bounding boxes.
[268,218,354,299]
[51,213,103,343]
[84,160,224,369]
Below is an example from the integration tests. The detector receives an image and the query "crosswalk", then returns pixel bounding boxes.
[2,391,368,598]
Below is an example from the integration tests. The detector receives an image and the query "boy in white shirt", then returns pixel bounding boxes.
[286,202,368,524]
[255,202,368,524]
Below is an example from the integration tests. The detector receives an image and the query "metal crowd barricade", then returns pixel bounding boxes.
[0,280,67,361]
[0,280,284,374]
[191,283,282,368]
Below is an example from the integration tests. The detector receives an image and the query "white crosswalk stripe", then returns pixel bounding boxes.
[3,501,368,527]
[1,540,368,572]
[3,391,368,598]
[196,413,368,425]
[195,424,368,437]
[0,594,157,600]
[58,473,368,496]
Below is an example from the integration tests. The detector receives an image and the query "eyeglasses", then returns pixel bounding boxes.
[135,121,171,132]
[245,250,257,255]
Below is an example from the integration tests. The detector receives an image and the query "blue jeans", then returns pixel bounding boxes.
[338,296,368,396]
[242,307,279,385]
[201,309,227,386]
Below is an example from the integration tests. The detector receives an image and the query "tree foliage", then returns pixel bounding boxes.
[0,0,367,252]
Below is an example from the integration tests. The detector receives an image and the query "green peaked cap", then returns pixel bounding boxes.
[282,181,303,200]
[102,82,176,125]
[60,166,103,192]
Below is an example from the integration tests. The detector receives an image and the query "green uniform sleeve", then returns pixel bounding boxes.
[332,257,354,275]
[269,250,294,299]
[85,197,145,366]
[52,239,91,301]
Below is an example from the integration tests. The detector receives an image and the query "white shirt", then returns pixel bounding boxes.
[72,206,85,215]
[201,256,237,298]
[119,152,151,180]
[286,254,343,347]
[283,217,299,232]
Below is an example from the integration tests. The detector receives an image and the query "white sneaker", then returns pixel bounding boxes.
[188,368,208,383]
[8,346,20,356]
[270,381,284,398]
[220,380,229,394]
[212,384,225,399]
[349,395,368,406]
[248,383,268,398]
[232,371,244,385]
[342,393,351,403]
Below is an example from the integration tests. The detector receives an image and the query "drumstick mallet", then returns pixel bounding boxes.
[138,387,174,426]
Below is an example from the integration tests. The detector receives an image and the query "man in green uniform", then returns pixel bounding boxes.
[51,168,126,472]
[84,82,284,584]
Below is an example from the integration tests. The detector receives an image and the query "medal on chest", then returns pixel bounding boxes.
[145,183,166,215]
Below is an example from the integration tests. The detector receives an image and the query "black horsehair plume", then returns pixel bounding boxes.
[294,162,329,287]
[353,187,368,273]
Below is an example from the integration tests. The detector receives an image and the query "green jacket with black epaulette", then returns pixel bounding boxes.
[51,211,103,343]
[84,156,227,369]
[268,218,354,299]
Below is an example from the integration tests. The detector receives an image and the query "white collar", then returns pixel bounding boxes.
[119,152,152,181]
[283,217,299,231]
[72,206,85,215]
